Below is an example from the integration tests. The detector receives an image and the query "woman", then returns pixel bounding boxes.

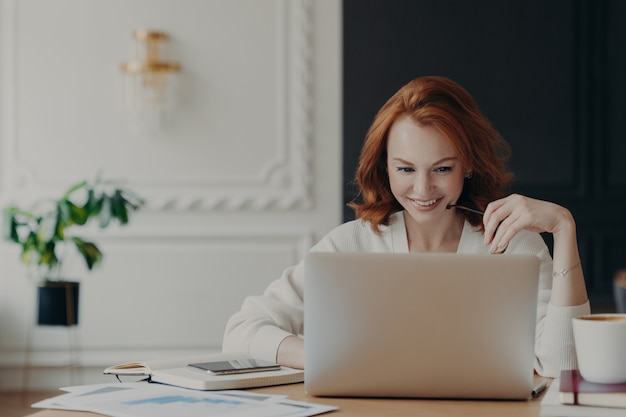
[223,76,590,377]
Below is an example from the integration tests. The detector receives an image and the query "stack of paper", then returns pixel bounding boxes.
[33,382,336,417]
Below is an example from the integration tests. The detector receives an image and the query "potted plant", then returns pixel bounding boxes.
[2,178,144,326]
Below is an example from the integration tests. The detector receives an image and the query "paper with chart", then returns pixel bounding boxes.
[32,382,337,417]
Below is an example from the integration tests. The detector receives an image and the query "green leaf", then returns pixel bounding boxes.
[85,188,102,215]
[110,190,129,225]
[2,210,19,242]
[22,231,39,254]
[57,200,70,225]
[72,237,103,270]
[59,200,89,226]
[39,240,59,268]
[53,211,65,241]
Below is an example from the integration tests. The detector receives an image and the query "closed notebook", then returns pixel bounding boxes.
[559,369,626,408]
[151,366,303,391]
[104,352,303,391]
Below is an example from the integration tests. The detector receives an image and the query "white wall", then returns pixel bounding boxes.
[0,0,341,389]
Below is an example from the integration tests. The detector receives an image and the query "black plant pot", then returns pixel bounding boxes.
[37,281,80,326]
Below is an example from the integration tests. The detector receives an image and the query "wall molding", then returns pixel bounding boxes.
[0,228,314,353]
[0,0,314,212]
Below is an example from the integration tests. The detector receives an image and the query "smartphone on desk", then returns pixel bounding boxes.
[188,358,281,375]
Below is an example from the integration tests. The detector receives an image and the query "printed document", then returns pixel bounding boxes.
[32,382,336,417]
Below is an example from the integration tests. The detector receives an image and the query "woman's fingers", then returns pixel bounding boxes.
[483,194,550,253]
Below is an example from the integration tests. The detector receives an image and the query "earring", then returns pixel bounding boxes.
[465,172,473,179]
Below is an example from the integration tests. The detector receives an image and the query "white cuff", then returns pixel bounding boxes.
[249,325,294,362]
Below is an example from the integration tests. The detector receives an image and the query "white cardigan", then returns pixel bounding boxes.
[223,211,590,377]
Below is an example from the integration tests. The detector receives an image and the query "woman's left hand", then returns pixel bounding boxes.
[482,194,574,254]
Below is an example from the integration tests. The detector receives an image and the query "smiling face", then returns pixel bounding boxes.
[387,114,467,226]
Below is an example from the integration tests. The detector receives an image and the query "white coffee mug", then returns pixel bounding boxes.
[572,314,626,384]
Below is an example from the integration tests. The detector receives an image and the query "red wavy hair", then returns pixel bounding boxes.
[348,76,513,232]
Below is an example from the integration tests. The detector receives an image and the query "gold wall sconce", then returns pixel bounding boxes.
[120,29,181,133]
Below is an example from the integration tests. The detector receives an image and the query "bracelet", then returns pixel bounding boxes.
[553,260,581,278]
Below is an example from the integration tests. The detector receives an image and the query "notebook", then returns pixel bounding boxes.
[303,252,540,400]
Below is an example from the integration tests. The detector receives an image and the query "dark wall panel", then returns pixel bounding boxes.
[607,0,626,195]
[343,0,626,310]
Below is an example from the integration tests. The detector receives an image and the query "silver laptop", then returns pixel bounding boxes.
[304,252,540,400]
